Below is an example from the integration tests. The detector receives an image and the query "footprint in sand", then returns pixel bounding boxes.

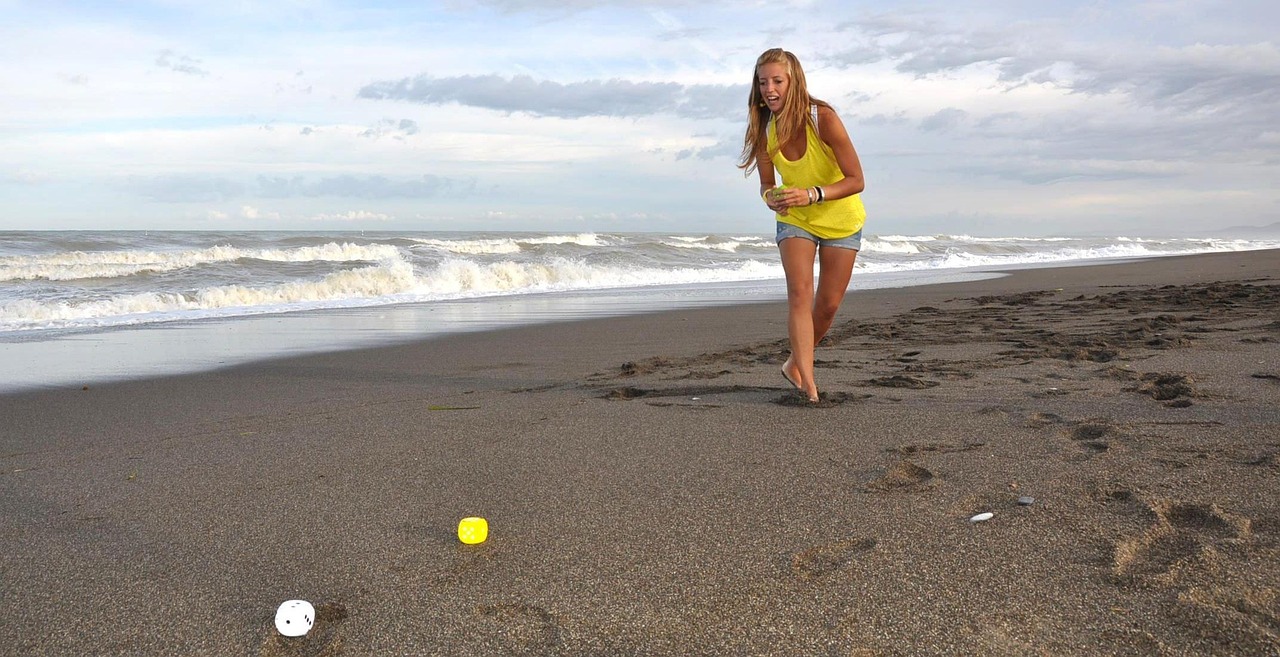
[1110,500,1250,581]
[1242,450,1280,469]
[792,538,877,580]
[1177,584,1280,654]
[1131,372,1199,406]
[889,442,983,456]
[1097,487,1157,518]
[259,601,349,657]
[1068,420,1116,454]
[1097,627,1175,654]
[476,602,564,652]
[862,374,940,389]
[866,461,934,492]
[1106,499,1280,652]
[1025,411,1066,429]
[773,390,870,408]
[602,386,650,400]
[605,384,780,404]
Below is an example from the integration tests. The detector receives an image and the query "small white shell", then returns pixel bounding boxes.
[969,512,994,523]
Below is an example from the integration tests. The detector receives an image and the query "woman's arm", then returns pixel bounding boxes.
[757,154,788,215]
[816,106,865,201]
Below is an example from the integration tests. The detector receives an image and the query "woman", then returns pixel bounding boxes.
[739,48,866,403]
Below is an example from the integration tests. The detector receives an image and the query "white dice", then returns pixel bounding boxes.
[274,599,315,637]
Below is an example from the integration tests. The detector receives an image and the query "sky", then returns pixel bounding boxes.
[2,0,1278,237]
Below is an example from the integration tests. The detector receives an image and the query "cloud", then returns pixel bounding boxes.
[669,133,740,161]
[6,169,53,184]
[823,15,1279,164]
[359,74,742,120]
[471,0,699,13]
[239,205,279,220]
[256,174,455,199]
[850,15,1019,76]
[155,49,210,77]
[856,112,911,126]
[122,174,458,202]
[358,118,420,139]
[125,175,244,202]
[4,0,1275,235]
[1066,43,1280,122]
[308,210,393,222]
[654,25,710,42]
[919,108,967,132]
[958,157,1188,185]
[831,15,1279,123]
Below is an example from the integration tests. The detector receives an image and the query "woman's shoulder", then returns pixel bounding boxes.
[813,103,848,140]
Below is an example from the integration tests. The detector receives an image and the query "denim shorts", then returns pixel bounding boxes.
[775,222,863,251]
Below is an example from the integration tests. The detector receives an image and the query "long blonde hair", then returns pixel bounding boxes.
[738,48,829,176]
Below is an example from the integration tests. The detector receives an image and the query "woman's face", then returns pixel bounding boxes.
[757,62,788,113]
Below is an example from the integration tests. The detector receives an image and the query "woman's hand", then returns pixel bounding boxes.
[762,186,790,215]
[769,187,814,212]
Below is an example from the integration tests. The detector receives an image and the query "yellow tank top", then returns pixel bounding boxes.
[767,113,866,240]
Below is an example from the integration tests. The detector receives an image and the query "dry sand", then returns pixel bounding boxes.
[1,250,1278,656]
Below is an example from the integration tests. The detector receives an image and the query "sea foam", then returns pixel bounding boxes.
[0,242,401,282]
[2,230,1275,334]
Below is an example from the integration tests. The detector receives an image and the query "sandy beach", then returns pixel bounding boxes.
[2,250,1277,656]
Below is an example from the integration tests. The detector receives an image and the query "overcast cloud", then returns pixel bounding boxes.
[359,75,741,120]
[1,0,1277,236]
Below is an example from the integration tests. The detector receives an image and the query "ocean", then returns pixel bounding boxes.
[2,230,1276,391]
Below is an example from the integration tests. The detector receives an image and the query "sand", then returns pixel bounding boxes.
[1,250,1277,656]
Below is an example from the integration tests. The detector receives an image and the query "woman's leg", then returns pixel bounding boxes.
[812,246,859,344]
[778,237,819,401]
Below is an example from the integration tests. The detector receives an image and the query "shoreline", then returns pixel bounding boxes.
[1,250,1262,394]
[2,249,1278,655]
[0,262,1005,393]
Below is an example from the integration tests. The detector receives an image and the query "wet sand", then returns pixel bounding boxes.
[1,250,1278,656]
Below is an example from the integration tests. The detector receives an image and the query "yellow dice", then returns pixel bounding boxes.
[457,517,488,544]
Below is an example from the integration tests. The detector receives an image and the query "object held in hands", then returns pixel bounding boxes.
[458,516,489,544]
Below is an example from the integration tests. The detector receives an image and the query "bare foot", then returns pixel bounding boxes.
[781,357,803,390]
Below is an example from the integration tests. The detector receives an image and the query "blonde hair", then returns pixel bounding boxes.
[738,48,829,176]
